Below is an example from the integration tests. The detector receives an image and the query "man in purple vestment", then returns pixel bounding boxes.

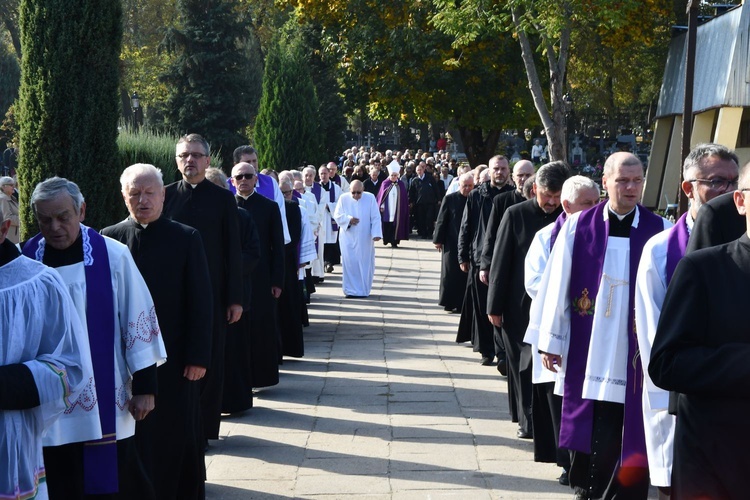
[376,162,409,248]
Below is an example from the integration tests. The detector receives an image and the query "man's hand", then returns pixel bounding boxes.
[128,394,155,421]
[271,286,282,299]
[373,237,381,241]
[226,304,242,324]
[541,353,562,373]
[380,206,385,213]
[183,365,207,381]
[459,262,470,273]
[435,243,443,251]
[479,269,489,285]
[350,217,360,226]
[488,314,502,327]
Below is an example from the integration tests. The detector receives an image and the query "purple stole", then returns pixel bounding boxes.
[563,203,663,468]
[331,174,342,187]
[255,173,274,200]
[311,183,322,203]
[377,179,408,240]
[548,211,568,251]
[665,212,690,284]
[292,190,302,200]
[23,226,119,493]
[226,178,236,194]
[321,182,338,232]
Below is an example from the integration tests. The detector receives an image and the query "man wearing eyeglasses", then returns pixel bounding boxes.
[649,158,750,499]
[635,143,738,499]
[333,180,382,298]
[163,133,243,445]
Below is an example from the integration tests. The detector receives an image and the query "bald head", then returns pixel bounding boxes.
[231,162,257,197]
[512,160,535,193]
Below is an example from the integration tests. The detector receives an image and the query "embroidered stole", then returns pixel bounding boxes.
[24,225,119,493]
[563,203,662,468]
[666,212,690,284]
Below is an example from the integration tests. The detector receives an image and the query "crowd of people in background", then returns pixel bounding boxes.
[2,137,749,500]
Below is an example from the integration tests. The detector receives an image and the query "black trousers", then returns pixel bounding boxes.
[501,330,533,433]
[468,267,495,358]
[44,436,156,500]
[569,401,649,499]
[532,382,571,469]
[416,203,436,237]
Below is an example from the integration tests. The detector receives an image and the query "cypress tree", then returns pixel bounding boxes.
[17,0,123,235]
[161,0,253,169]
[254,37,322,171]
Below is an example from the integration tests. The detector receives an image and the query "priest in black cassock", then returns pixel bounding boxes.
[457,155,513,366]
[102,163,212,499]
[486,161,569,441]
[231,162,285,388]
[203,167,261,415]
[686,190,745,252]
[279,179,306,358]
[162,134,243,442]
[433,172,474,313]
[650,161,750,499]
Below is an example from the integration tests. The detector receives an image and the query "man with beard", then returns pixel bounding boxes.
[434,172,474,313]
[457,155,513,366]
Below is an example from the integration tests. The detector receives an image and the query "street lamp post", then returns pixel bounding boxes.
[130,92,140,132]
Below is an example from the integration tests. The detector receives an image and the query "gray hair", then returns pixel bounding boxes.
[561,175,599,202]
[683,143,739,178]
[458,172,474,184]
[31,177,85,215]
[177,133,210,156]
[0,176,14,187]
[303,166,316,177]
[535,161,570,192]
[120,164,164,192]
[205,167,228,189]
[523,174,536,199]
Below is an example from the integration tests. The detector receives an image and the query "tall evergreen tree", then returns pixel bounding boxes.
[0,36,19,132]
[254,37,322,171]
[161,0,253,168]
[17,0,123,235]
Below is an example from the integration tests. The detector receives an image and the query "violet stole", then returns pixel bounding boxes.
[665,212,689,284]
[563,203,663,468]
[548,211,568,251]
[255,173,274,200]
[23,227,119,493]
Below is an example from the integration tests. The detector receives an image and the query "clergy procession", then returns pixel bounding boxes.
[2,137,750,500]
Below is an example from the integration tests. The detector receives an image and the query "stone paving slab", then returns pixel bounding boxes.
[206,238,656,499]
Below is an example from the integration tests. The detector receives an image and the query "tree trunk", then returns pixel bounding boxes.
[456,126,501,167]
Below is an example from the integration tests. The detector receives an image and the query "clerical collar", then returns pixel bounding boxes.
[321,182,331,191]
[607,206,636,237]
[189,182,199,188]
[238,192,254,200]
[686,211,694,234]
[43,231,84,267]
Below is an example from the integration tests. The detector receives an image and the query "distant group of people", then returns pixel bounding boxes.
[432,144,750,499]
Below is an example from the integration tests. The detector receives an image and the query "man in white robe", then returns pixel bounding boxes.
[523,175,600,485]
[535,153,671,499]
[302,166,326,280]
[1,202,90,500]
[318,165,343,273]
[23,177,167,499]
[333,180,382,297]
[635,143,738,498]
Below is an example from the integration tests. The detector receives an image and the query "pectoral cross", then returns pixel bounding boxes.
[602,273,628,317]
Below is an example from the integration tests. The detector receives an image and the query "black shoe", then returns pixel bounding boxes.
[496,357,508,376]
[325,264,334,273]
[481,357,495,366]
[516,428,533,439]
[558,469,570,486]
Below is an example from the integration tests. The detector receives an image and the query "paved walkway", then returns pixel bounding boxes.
[205,238,653,499]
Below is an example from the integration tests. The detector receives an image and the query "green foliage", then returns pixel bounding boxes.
[17,0,123,236]
[0,36,19,148]
[160,0,255,168]
[254,33,323,170]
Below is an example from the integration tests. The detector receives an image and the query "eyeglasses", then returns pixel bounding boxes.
[176,152,208,160]
[233,173,255,180]
[687,177,738,190]
[281,190,293,195]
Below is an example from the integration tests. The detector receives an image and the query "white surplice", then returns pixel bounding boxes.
[1,256,90,499]
[633,215,691,487]
[36,233,168,445]
[535,205,671,402]
[523,222,557,384]
[333,192,383,297]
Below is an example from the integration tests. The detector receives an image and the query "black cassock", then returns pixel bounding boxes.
[363,178,381,197]
[432,191,468,311]
[686,191,745,252]
[222,207,261,414]
[480,189,525,271]
[650,235,750,499]
[236,192,285,388]
[164,179,243,440]
[280,199,305,358]
[456,182,513,356]
[487,200,564,460]
[101,217,213,500]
